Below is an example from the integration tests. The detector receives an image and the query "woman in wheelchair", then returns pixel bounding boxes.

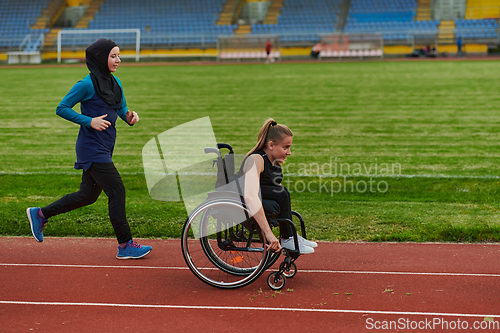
[242,118,317,254]
[181,118,317,289]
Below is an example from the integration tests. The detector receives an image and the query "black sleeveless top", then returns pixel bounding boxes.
[249,150,283,186]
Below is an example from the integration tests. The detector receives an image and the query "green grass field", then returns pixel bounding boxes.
[2,60,500,242]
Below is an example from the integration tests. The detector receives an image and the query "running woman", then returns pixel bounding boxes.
[27,38,151,259]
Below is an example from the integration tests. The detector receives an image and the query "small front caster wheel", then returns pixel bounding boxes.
[283,262,297,278]
[267,272,286,290]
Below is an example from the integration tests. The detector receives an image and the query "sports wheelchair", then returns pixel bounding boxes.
[181,143,310,290]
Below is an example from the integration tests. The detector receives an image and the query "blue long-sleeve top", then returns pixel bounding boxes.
[56,74,131,171]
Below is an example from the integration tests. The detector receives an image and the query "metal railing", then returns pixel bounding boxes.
[17,33,45,52]
[0,37,27,51]
[19,34,32,51]
[0,32,45,52]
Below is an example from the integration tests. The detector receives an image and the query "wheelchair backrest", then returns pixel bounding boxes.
[205,143,236,188]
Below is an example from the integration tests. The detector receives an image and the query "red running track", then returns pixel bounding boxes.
[1,237,499,332]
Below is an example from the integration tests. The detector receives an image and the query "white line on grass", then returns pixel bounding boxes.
[2,263,499,277]
[1,170,500,179]
[0,300,497,318]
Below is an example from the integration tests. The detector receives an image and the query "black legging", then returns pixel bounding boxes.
[41,162,132,244]
[260,184,294,239]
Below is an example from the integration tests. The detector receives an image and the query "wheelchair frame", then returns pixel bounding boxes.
[180,143,308,290]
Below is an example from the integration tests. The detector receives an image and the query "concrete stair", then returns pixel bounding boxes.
[43,28,63,49]
[31,0,67,29]
[438,20,455,43]
[43,0,105,49]
[336,0,351,31]
[217,0,237,25]
[416,0,432,21]
[234,24,252,34]
[263,0,284,24]
[74,0,106,29]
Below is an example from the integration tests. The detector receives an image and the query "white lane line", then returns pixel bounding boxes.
[299,269,500,278]
[1,263,499,277]
[0,263,189,270]
[0,300,497,318]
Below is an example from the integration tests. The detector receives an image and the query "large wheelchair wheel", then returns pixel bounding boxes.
[265,248,281,270]
[181,198,272,289]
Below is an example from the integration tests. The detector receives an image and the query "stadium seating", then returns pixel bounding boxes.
[1,0,498,55]
[347,0,417,22]
[344,0,439,42]
[79,0,232,47]
[454,18,498,39]
[0,0,50,49]
[250,0,340,43]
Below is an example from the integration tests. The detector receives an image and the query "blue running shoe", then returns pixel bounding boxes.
[26,207,47,242]
[116,240,152,259]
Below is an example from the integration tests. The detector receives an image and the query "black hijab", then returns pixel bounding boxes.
[86,38,122,105]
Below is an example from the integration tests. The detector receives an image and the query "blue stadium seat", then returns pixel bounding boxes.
[0,0,50,49]
[249,0,340,42]
[81,0,231,47]
[454,18,498,40]
[4,0,495,50]
[344,0,440,41]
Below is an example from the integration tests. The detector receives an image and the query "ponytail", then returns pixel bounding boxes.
[246,118,293,156]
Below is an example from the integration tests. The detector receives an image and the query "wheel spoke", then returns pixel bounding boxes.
[181,199,270,289]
